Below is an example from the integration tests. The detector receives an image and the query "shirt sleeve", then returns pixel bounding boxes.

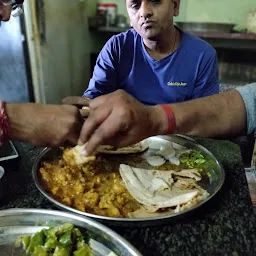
[192,53,220,99]
[236,83,256,135]
[83,36,119,99]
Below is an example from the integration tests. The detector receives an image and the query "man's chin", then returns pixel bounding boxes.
[138,30,160,41]
[144,33,160,41]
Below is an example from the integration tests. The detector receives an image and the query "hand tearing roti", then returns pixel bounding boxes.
[98,139,149,154]
[63,139,149,166]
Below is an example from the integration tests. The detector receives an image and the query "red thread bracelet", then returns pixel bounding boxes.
[0,101,9,144]
[159,104,176,134]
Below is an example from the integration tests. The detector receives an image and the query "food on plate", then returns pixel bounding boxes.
[63,145,96,166]
[156,146,176,159]
[40,155,142,217]
[97,139,149,154]
[119,164,209,214]
[168,157,180,166]
[17,223,92,256]
[145,138,206,169]
[146,156,166,167]
[179,150,206,168]
[63,140,149,166]
[40,137,210,218]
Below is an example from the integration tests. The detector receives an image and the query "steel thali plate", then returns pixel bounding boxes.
[32,135,225,226]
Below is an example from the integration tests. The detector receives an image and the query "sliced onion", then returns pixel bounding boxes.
[146,156,166,167]
[168,157,180,166]
[148,137,173,150]
[156,147,176,159]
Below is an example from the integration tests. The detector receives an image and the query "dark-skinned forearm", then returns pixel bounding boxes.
[170,90,247,138]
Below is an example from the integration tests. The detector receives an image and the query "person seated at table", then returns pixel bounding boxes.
[84,0,219,105]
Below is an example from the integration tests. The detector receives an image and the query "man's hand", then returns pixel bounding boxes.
[78,90,167,155]
[62,96,90,118]
[6,103,83,147]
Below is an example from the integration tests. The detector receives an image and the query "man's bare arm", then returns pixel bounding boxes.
[5,103,83,147]
[172,90,247,138]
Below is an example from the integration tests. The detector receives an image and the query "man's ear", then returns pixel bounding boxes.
[173,0,180,17]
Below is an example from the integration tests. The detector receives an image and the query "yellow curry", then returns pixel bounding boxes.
[40,155,142,218]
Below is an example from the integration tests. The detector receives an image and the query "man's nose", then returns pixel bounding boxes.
[139,1,153,19]
[0,5,11,21]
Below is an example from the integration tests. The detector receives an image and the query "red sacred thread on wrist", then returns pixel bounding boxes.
[0,101,9,144]
[159,104,176,134]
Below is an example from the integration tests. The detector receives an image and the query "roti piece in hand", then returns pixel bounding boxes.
[63,139,149,166]
[98,139,149,154]
[63,145,95,166]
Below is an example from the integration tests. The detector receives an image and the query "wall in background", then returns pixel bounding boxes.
[90,0,255,29]
[179,0,255,29]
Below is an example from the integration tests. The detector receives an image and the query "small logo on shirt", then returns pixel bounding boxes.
[167,82,187,87]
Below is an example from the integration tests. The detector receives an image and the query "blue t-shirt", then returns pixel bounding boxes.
[84,29,219,105]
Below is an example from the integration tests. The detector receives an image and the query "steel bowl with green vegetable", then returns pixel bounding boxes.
[0,209,142,256]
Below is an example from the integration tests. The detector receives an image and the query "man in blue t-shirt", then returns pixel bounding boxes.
[84,0,219,105]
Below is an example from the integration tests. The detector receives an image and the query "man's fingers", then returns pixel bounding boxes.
[62,96,90,107]
[84,113,122,155]
[78,108,111,145]
[66,117,83,145]
[89,94,110,109]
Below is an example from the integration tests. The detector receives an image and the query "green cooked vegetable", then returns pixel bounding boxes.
[26,230,45,254]
[74,244,92,256]
[180,150,206,169]
[52,245,72,256]
[17,224,92,256]
[59,230,73,246]
[21,236,31,249]
[31,246,48,256]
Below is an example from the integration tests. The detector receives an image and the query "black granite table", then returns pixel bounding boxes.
[0,139,256,256]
